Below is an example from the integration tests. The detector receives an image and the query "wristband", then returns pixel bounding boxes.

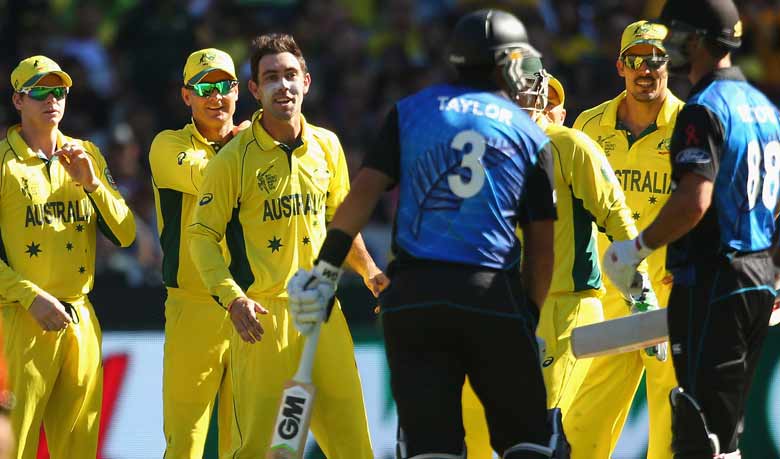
[317,229,354,267]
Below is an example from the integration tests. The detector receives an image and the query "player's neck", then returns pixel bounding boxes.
[619,92,666,138]
[19,122,57,159]
[261,113,301,145]
[194,118,235,146]
[689,54,732,87]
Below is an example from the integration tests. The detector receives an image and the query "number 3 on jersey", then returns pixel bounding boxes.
[746,139,780,210]
[448,130,487,198]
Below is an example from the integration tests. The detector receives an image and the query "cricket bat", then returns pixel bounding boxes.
[267,323,321,458]
[571,307,668,358]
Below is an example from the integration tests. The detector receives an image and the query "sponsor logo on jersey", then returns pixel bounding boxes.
[199,193,213,206]
[613,169,672,194]
[656,138,671,154]
[20,177,32,200]
[257,164,279,194]
[596,134,616,156]
[263,192,324,222]
[104,167,118,190]
[675,148,711,165]
[25,200,91,227]
[177,152,187,165]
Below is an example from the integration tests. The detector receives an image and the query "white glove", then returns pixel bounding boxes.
[287,261,342,336]
[629,273,667,362]
[602,232,654,299]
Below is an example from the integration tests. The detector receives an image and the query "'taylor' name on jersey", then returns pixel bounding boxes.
[25,200,91,227]
[437,96,514,126]
[263,192,325,222]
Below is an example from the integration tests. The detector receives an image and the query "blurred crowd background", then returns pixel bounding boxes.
[1,0,779,306]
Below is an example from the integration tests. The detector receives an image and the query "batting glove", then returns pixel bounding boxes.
[629,273,667,361]
[602,233,654,299]
[287,261,342,336]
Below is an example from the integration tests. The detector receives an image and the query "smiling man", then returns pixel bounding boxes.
[570,20,685,459]
[149,48,249,459]
[187,34,386,458]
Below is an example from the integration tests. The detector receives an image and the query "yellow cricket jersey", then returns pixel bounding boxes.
[188,111,350,307]
[544,122,637,296]
[574,91,685,304]
[149,121,230,297]
[0,125,135,308]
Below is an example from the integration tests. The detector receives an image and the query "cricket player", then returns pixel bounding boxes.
[150,48,249,458]
[570,20,685,459]
[188,33,386,459]
[604,1,780,457]
[287,10,571,459]
[0,56,135,459]
[461,59,647,459]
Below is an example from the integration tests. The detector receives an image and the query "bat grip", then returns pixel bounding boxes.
[293,322,322,384]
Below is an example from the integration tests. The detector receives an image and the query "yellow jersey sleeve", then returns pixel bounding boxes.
[188,151,244,307]
[149,130,210,196]
[564,129,637,242]
[83,141,136,247]
[0,262,42,309]
[320,130,350,223]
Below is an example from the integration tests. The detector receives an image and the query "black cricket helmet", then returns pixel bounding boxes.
[448,9,540,68]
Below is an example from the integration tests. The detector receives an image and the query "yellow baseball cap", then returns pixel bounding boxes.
[620,20,668,56]
[547,75,565,108]
[183,48,237,85]
[11,56,72,92]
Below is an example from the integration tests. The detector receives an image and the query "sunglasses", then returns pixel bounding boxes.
[19,86,69,101]
[622,53,670,71]
[186,80,238,97]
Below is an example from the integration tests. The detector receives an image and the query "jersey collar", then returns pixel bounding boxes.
[602,89,682,129]
[252,110,309,152]
[185,120,211,146]
[6,124,68,161]
[689,67,746,98]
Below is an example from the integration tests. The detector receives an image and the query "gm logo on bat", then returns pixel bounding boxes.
[278,395,306,439]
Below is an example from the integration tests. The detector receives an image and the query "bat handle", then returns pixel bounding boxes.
[293,322,322,384]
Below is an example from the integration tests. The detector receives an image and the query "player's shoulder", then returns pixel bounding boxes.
[547,124,603,161]
[573,99,613,132]
[150,126,193,154]
[0,136,12,166]
[305,122,343,154]
[306,123,339,143]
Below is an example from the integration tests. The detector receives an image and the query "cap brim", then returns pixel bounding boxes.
[19,70,73,90]
[186,67,238,85]
[620,39,666,56]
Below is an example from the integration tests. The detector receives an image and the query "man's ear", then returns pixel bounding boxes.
[302,72,311,96]
[12,93,23,111]
[181,87,192,107]
[248,79,261,101]
[616,59,626,78]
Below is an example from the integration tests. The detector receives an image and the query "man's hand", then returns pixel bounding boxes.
[228,297,268,343]
[363,269,390,298]
[287,261,341,335]
[54,143,100,192]
[629,274,667,361]
[602,234,654,298]
[28,291,71,332]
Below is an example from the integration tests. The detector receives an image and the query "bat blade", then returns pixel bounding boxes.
[267,323,321,458]
[571,307,668,358]
[266,381,316,459]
